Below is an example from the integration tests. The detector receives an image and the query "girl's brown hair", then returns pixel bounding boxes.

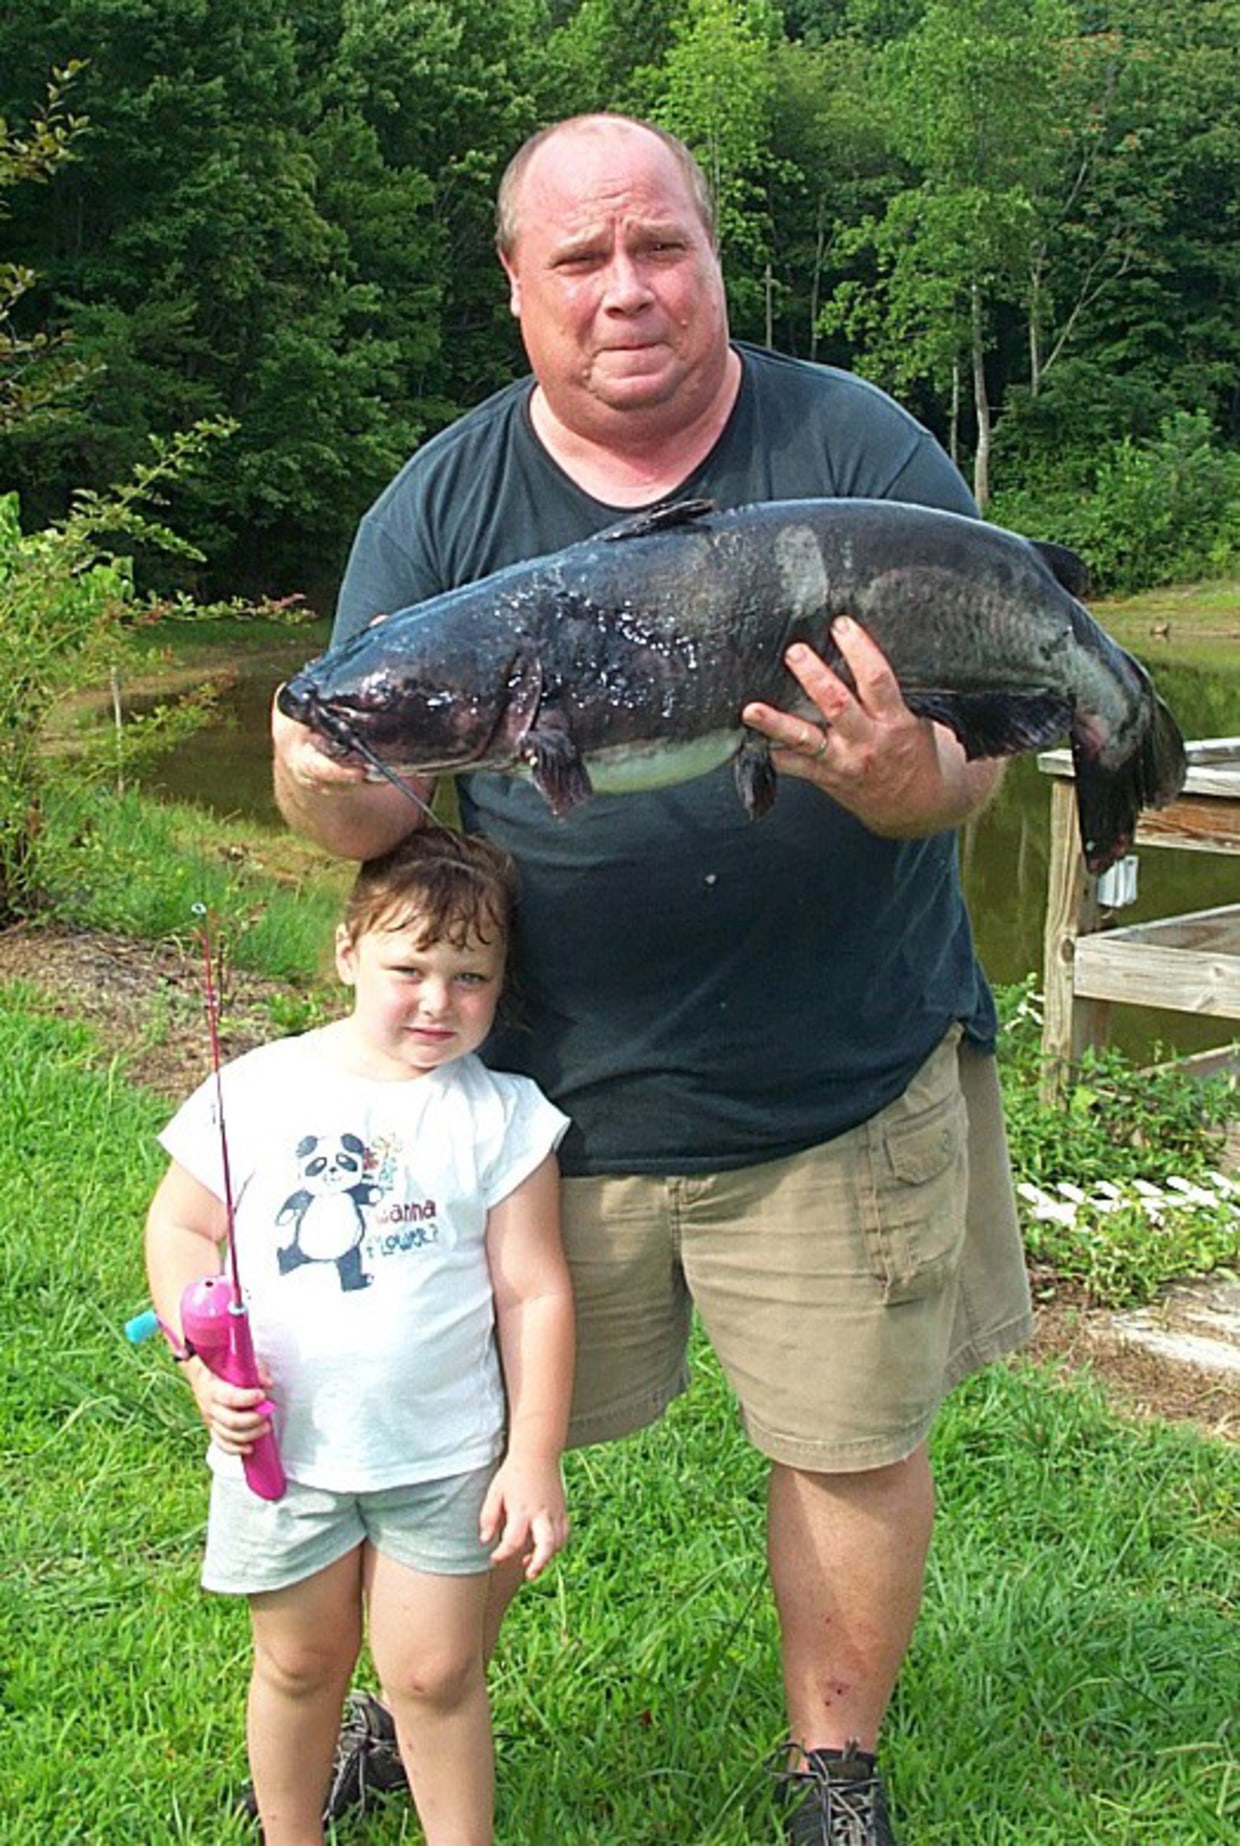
[340,830,519,954]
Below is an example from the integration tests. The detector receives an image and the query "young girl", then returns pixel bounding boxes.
[145,830,574,1846]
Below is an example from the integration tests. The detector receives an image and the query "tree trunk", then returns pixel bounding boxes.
[949,359,961,467]
[971,283,991,512]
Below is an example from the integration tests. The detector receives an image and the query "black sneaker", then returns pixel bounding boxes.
[236,1689,408,1827]
[322,1690,408,1822]
[773,1740,898,1846]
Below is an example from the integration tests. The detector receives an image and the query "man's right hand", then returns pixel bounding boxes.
[271,695,432,859]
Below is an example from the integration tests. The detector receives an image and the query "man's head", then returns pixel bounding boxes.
[494,114,733,450]
[496,115,717,259]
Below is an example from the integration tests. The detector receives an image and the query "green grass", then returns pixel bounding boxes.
[37,782,350,987]
[0,987,1236,1843]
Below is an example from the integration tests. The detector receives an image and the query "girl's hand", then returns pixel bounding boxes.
[188,1361,275,1458]
[480,1454,569,1581]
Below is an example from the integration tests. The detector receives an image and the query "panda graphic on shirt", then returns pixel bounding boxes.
[275,1132,379,1291]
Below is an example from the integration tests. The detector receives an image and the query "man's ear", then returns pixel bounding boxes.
[500,252,522,320]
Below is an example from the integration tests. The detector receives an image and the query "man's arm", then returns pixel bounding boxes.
[271,698,433,860]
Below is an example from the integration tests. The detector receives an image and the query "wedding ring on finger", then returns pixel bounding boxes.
[802,727,829,759]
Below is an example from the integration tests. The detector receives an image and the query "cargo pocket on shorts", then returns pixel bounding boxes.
[865,1046,969,1304]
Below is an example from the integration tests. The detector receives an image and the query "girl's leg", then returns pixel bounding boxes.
[247,1546,364,1846]
[365,1548,493,1846]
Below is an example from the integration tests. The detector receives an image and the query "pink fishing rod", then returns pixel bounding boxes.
[177,905,286,1501]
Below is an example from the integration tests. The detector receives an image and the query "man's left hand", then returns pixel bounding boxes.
[741,617,1003,837]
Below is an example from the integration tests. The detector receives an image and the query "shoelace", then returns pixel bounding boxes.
[323,1695,391,1817]
[770,1740,883,1846]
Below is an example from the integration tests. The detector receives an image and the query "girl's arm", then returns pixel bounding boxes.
[144,1160,273,1454]
[482,1152,575,1579]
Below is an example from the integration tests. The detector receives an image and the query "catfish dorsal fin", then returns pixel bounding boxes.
[1031,537,1093,600]
[600,498,717,543]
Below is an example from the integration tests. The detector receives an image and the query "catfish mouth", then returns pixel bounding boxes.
[275,674,317,725]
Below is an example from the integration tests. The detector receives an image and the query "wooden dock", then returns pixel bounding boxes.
[1037,736,1240,1103]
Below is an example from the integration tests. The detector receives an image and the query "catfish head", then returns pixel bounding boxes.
[277,613,544,777]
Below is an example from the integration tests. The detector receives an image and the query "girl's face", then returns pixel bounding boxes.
[334,915,505,1080]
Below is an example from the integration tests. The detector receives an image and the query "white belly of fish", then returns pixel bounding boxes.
[570,728,742,794]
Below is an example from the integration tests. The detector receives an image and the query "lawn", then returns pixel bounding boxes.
[0,979,1236,1844]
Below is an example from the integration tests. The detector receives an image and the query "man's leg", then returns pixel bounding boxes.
[767,1445,934,1752]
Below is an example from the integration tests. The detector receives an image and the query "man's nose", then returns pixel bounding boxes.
[602,249,652,311]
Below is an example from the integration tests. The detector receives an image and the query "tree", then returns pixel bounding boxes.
[822,0,1076,506]
[0,65,89,434]
[0,84,234,918]
[0,1,447,595]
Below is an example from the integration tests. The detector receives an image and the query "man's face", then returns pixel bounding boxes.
[501,122,731,442]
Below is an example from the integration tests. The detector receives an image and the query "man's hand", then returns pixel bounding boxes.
[271,694,431,859]
[742,618,1003,837]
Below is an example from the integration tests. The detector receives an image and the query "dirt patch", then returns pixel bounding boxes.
[1023,1270,1238,1443]
[0,916,322,1100]
[2,918,1235,1444]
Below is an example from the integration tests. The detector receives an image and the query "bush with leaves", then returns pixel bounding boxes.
[1,75,261,921]
[0,66,90,434]
[990,411,1240,595]
[0,422,242,918]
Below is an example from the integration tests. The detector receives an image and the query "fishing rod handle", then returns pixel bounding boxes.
[180,1275,287,1502]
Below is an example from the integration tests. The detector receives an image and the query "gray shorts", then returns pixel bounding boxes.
[561,1030,1033,1472]
[201,1461,498,1596]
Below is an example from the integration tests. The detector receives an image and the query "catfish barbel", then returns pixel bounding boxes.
[279,497,1187,873]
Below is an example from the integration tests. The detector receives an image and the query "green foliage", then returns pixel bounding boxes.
[0,65,91,434]
[635,0,781,285]
[995,978,1239,1305]
[4,3,1240,586]
[0,422,233,919]
[991,411,1240,593]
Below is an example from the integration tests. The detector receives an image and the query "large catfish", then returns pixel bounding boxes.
[279,497,1187,873]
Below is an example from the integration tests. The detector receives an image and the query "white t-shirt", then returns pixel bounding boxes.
[160,1034,569,1491]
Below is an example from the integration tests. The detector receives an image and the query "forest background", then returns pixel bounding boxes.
[2,0,1240,614]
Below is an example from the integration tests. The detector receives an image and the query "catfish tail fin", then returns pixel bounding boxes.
[1072,694,1187,874]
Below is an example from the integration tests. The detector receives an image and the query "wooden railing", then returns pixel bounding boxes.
[1037,737,1240,1103]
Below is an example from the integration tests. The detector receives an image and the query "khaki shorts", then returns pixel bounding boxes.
[561,1031,1032,1472]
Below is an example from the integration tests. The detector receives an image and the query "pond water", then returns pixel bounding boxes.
[142,640,1239,1064]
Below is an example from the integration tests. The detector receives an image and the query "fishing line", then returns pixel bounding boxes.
[311,706,443,828]
[193,903,244,1297]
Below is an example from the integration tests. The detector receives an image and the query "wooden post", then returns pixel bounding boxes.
[1039,777,1106,1103]
[1037,738,1240,1107]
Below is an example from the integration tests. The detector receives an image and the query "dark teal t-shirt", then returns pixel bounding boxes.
[335,344,995,1176]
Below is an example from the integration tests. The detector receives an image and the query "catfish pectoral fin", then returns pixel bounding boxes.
[904,688,1074,760]
[734,731,777,819]
[522,717,594,817]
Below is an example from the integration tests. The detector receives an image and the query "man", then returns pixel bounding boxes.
[273,113,1033,1845]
